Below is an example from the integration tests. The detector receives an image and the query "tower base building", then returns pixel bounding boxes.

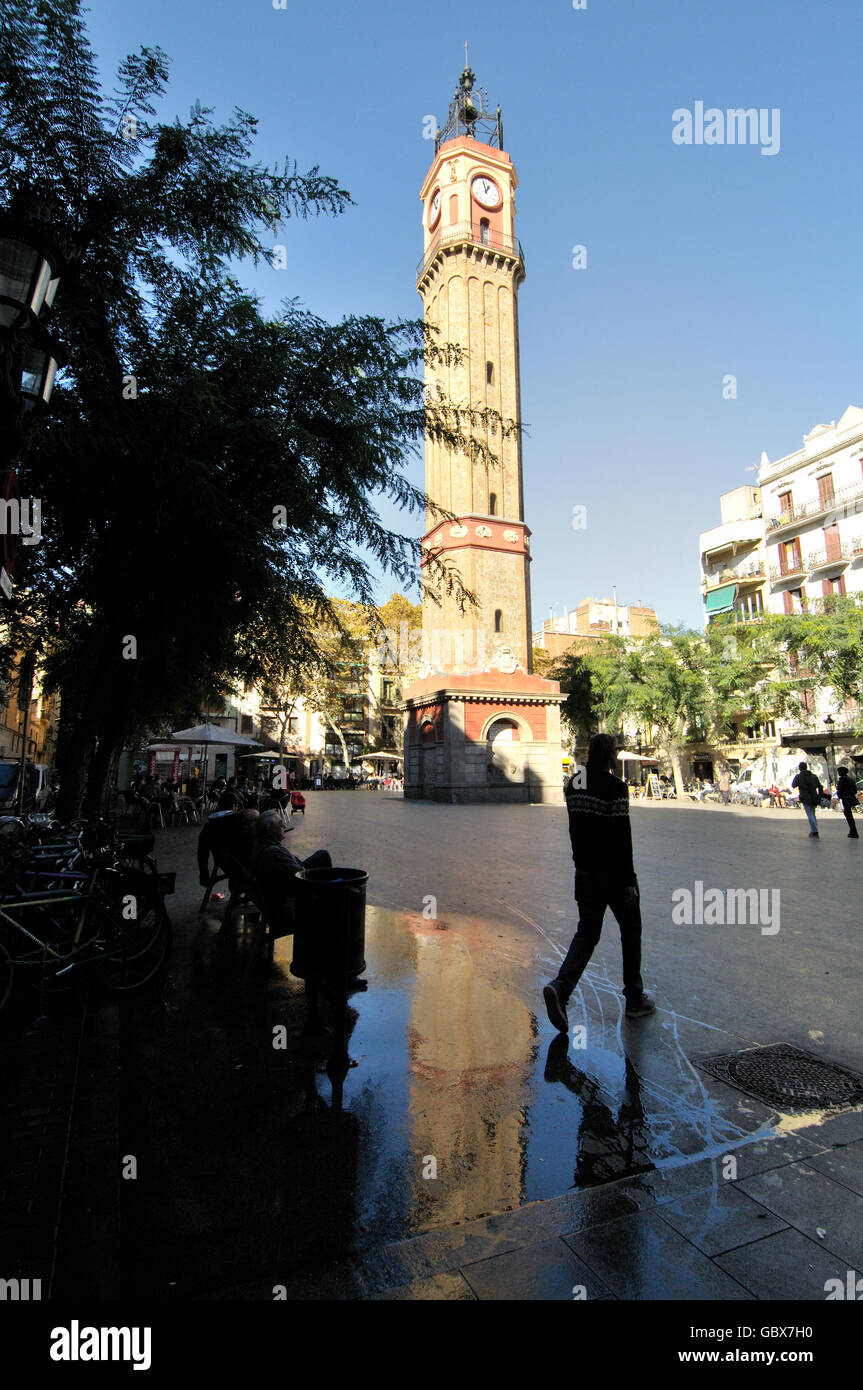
[403,671,564,804]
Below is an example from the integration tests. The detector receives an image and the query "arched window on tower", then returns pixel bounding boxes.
[480,218,490,245]
[494,608,503,633]
[486,361,494,386]
[489,492,497,516]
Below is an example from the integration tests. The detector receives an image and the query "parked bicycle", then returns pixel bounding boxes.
[0,817,173,1012]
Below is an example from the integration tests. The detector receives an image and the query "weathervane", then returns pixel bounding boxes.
[435,44,504,154]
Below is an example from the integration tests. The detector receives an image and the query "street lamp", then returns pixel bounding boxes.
[825,714,836,786]
[1,189,77,514]
[0,191,77,805]
[19,326,64,411]
[0,216,66,329]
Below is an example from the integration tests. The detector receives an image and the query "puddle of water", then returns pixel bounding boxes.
[310,904,763,1249]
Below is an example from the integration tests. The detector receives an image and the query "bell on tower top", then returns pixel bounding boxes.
[435,45,504,154]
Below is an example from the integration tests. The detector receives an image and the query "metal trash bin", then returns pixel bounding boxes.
[291,867,367,980]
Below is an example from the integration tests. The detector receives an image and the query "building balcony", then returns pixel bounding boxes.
[766,478,863,534]
[417,221,525,283]
[806,544,851,574]
[702,563,766,592]
[851,537,863,560]
[769,562,806,586]
[700,518,763,564]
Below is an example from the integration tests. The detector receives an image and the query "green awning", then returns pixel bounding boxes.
[705,583,737,615]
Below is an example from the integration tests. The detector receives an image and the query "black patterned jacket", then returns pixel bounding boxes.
[564,769,636,887]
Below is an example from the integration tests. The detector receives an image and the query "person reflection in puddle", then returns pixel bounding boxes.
[544,1037,655,1186]
[544,732,655,1032]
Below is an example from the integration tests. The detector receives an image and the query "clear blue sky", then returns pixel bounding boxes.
[86,0,863,630]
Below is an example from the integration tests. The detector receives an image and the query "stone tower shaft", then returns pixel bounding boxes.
[417,124,532,677]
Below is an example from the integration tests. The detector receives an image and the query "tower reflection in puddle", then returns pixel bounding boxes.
[406,925,533,1227]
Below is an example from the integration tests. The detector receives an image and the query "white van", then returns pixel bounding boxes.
[0,760,51,813]
[734,753,830,799]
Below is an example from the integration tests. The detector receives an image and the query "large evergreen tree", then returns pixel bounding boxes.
[0,0,505,816]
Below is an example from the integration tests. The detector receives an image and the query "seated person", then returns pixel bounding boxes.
[217,777,244,812]
[197,808,259,887]
[250,810,331,905]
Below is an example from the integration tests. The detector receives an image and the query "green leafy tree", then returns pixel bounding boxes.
[556,628,725,794]
[373,591,422,682]
[553,649,595,749]
[701,617,800,770]
[554,617,816,793]
[300,599,370,773]
[0,1,510,817]
[771,594,863,716]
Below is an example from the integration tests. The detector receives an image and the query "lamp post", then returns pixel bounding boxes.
[0,190,75,467]
[1,187,78,803]
[825,714,837,788]
[1,189,76,598]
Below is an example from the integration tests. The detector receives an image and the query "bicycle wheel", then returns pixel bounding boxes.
[89,885,167,961]
[95,907,172,990]
[10,897,99,994]
[117,853,159,878]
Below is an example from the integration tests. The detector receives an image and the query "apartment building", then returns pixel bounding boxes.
[700,485,768,625]
[0,656,59,767]
[694,408,863,781]
[533,597,659,661]
[759,405,863,615]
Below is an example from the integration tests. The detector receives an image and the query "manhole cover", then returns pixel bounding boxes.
[696,1043,863,1113]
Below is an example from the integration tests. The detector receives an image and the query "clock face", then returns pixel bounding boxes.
[428,188,442,227]
[472,176,500,209]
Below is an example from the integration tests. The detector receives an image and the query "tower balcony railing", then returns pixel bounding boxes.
[417,221,525,282]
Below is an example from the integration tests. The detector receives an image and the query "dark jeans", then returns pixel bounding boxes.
[301,850,332,873]
[841,803,859,837]
[556,872,644,1003]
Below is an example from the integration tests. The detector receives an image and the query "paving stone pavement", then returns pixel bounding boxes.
[233,1111,863,1301]
[2,794,862,1303]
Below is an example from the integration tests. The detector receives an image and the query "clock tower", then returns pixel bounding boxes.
[403,64,564,804]
[417,64,531,676]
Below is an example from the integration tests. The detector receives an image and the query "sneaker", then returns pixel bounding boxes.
[543,982,569,1033]
[809,832,819,838]
[625,993,656,1019]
